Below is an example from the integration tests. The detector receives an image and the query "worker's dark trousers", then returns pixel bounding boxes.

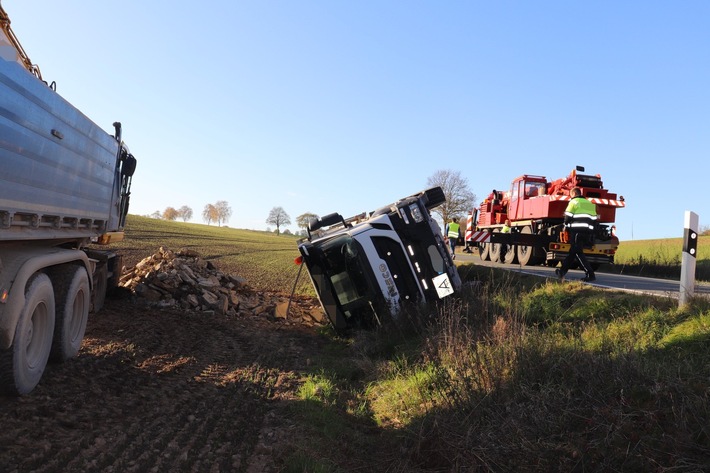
[560,231,594,276]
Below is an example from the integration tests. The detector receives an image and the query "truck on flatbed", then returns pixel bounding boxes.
[296,187,461,331]
[466,166,624,269]
[1,2,137,394]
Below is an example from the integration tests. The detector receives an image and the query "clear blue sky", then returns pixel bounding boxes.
[6,1,709,240]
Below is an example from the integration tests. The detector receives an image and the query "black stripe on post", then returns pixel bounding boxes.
[683,228,698,257]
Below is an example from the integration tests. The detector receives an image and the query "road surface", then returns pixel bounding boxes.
[454,250,710,299]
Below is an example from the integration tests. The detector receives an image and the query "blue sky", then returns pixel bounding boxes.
[6,1,709,240]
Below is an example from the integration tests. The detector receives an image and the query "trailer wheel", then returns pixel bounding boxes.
[0,273,55,395]
[51,266,90,362]
[503,242,518,264]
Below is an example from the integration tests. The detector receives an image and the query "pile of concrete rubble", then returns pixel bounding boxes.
[118,247,326,326]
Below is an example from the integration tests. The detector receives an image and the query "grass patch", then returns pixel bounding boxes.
[608,235,710,281]
[111,214,314,295]
[110,216,710,470]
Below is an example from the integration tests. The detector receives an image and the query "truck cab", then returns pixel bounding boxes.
[297,187,461,331]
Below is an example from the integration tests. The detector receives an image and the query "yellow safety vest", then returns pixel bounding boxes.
[447,222,460,239]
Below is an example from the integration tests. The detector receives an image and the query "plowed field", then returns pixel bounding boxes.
[0,297,324,473]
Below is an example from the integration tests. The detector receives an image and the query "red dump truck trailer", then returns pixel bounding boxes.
[1,2,137,394]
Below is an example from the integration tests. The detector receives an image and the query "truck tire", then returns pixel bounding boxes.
[478,242,490,261]
[92,264,108,313]
[422,187,446,210]
[516,226,545,266]
[51,266,90,361]
[503,242,518,264]
[489,230,503,263]
[0,273,56,395]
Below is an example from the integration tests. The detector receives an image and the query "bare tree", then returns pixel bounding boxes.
[296,212,319,232]
[177,205,193,222]
[202,204,218,225]
[215,200,232,227]
[150,210,162,219]
[426,169,476,225]
[266,207,291,235]
[162,207,178,221]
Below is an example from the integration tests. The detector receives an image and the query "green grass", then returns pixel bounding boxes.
[109,215,710,471]
[110,214,314,295]
[610,235,710,281]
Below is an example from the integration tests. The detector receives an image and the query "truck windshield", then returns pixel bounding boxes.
[320,235,370,310]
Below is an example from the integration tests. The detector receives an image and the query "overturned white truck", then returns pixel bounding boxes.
[1,2,137,395]
[297,187,461,331]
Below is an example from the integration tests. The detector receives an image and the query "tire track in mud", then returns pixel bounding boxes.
[0,299,320,473]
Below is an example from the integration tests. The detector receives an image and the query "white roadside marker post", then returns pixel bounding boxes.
[679,211,699,307]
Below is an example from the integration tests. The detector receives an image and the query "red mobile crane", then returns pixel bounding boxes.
[466,166,625,268]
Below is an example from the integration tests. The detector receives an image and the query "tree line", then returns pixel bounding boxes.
[147,170,476,235]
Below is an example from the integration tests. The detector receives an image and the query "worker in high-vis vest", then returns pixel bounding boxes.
[500,219,511,258]
[556,187,598,282]
[446,218,461,259]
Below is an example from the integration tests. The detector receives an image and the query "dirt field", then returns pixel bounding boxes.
[0,296,326,473]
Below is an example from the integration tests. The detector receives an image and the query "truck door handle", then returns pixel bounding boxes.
[51,129,64,139]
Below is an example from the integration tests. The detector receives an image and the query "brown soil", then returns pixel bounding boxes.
[0,252,329,473]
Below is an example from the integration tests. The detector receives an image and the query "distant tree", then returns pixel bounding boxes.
[266,207,291,235]
[177,205,193,222]
[162,207,178,221]
[202,204,218,225]
[700,225,710,236]
[215,200,232,227]
[282,229,293,235]
[150,210,162,219]
[426,169,476,225]
[296,212,319,232]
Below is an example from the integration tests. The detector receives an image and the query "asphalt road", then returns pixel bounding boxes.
[454,249,710,300]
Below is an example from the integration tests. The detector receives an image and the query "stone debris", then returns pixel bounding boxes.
[119,247,325,326]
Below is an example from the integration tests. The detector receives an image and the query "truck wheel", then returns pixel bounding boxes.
[422,187,446,210]
[478,242,490,261]
[503,243,518,264]
[0,273,56,395]
[489,231,502,262]
[92,264,108,313]
[51,267,90,361]
[516,226,545,266]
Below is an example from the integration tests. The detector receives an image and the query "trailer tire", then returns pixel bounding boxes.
[51,266,90,362]
[0,273,56,395]
[92,264,108,313]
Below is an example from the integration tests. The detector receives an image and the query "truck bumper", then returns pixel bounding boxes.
[547,250,615,265]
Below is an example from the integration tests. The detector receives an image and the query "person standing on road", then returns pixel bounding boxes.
[500,219,512,259]
[556,187,598,282]
[446,218,461,259]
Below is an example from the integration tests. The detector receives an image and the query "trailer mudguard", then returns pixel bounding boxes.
[0,246,92,349]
